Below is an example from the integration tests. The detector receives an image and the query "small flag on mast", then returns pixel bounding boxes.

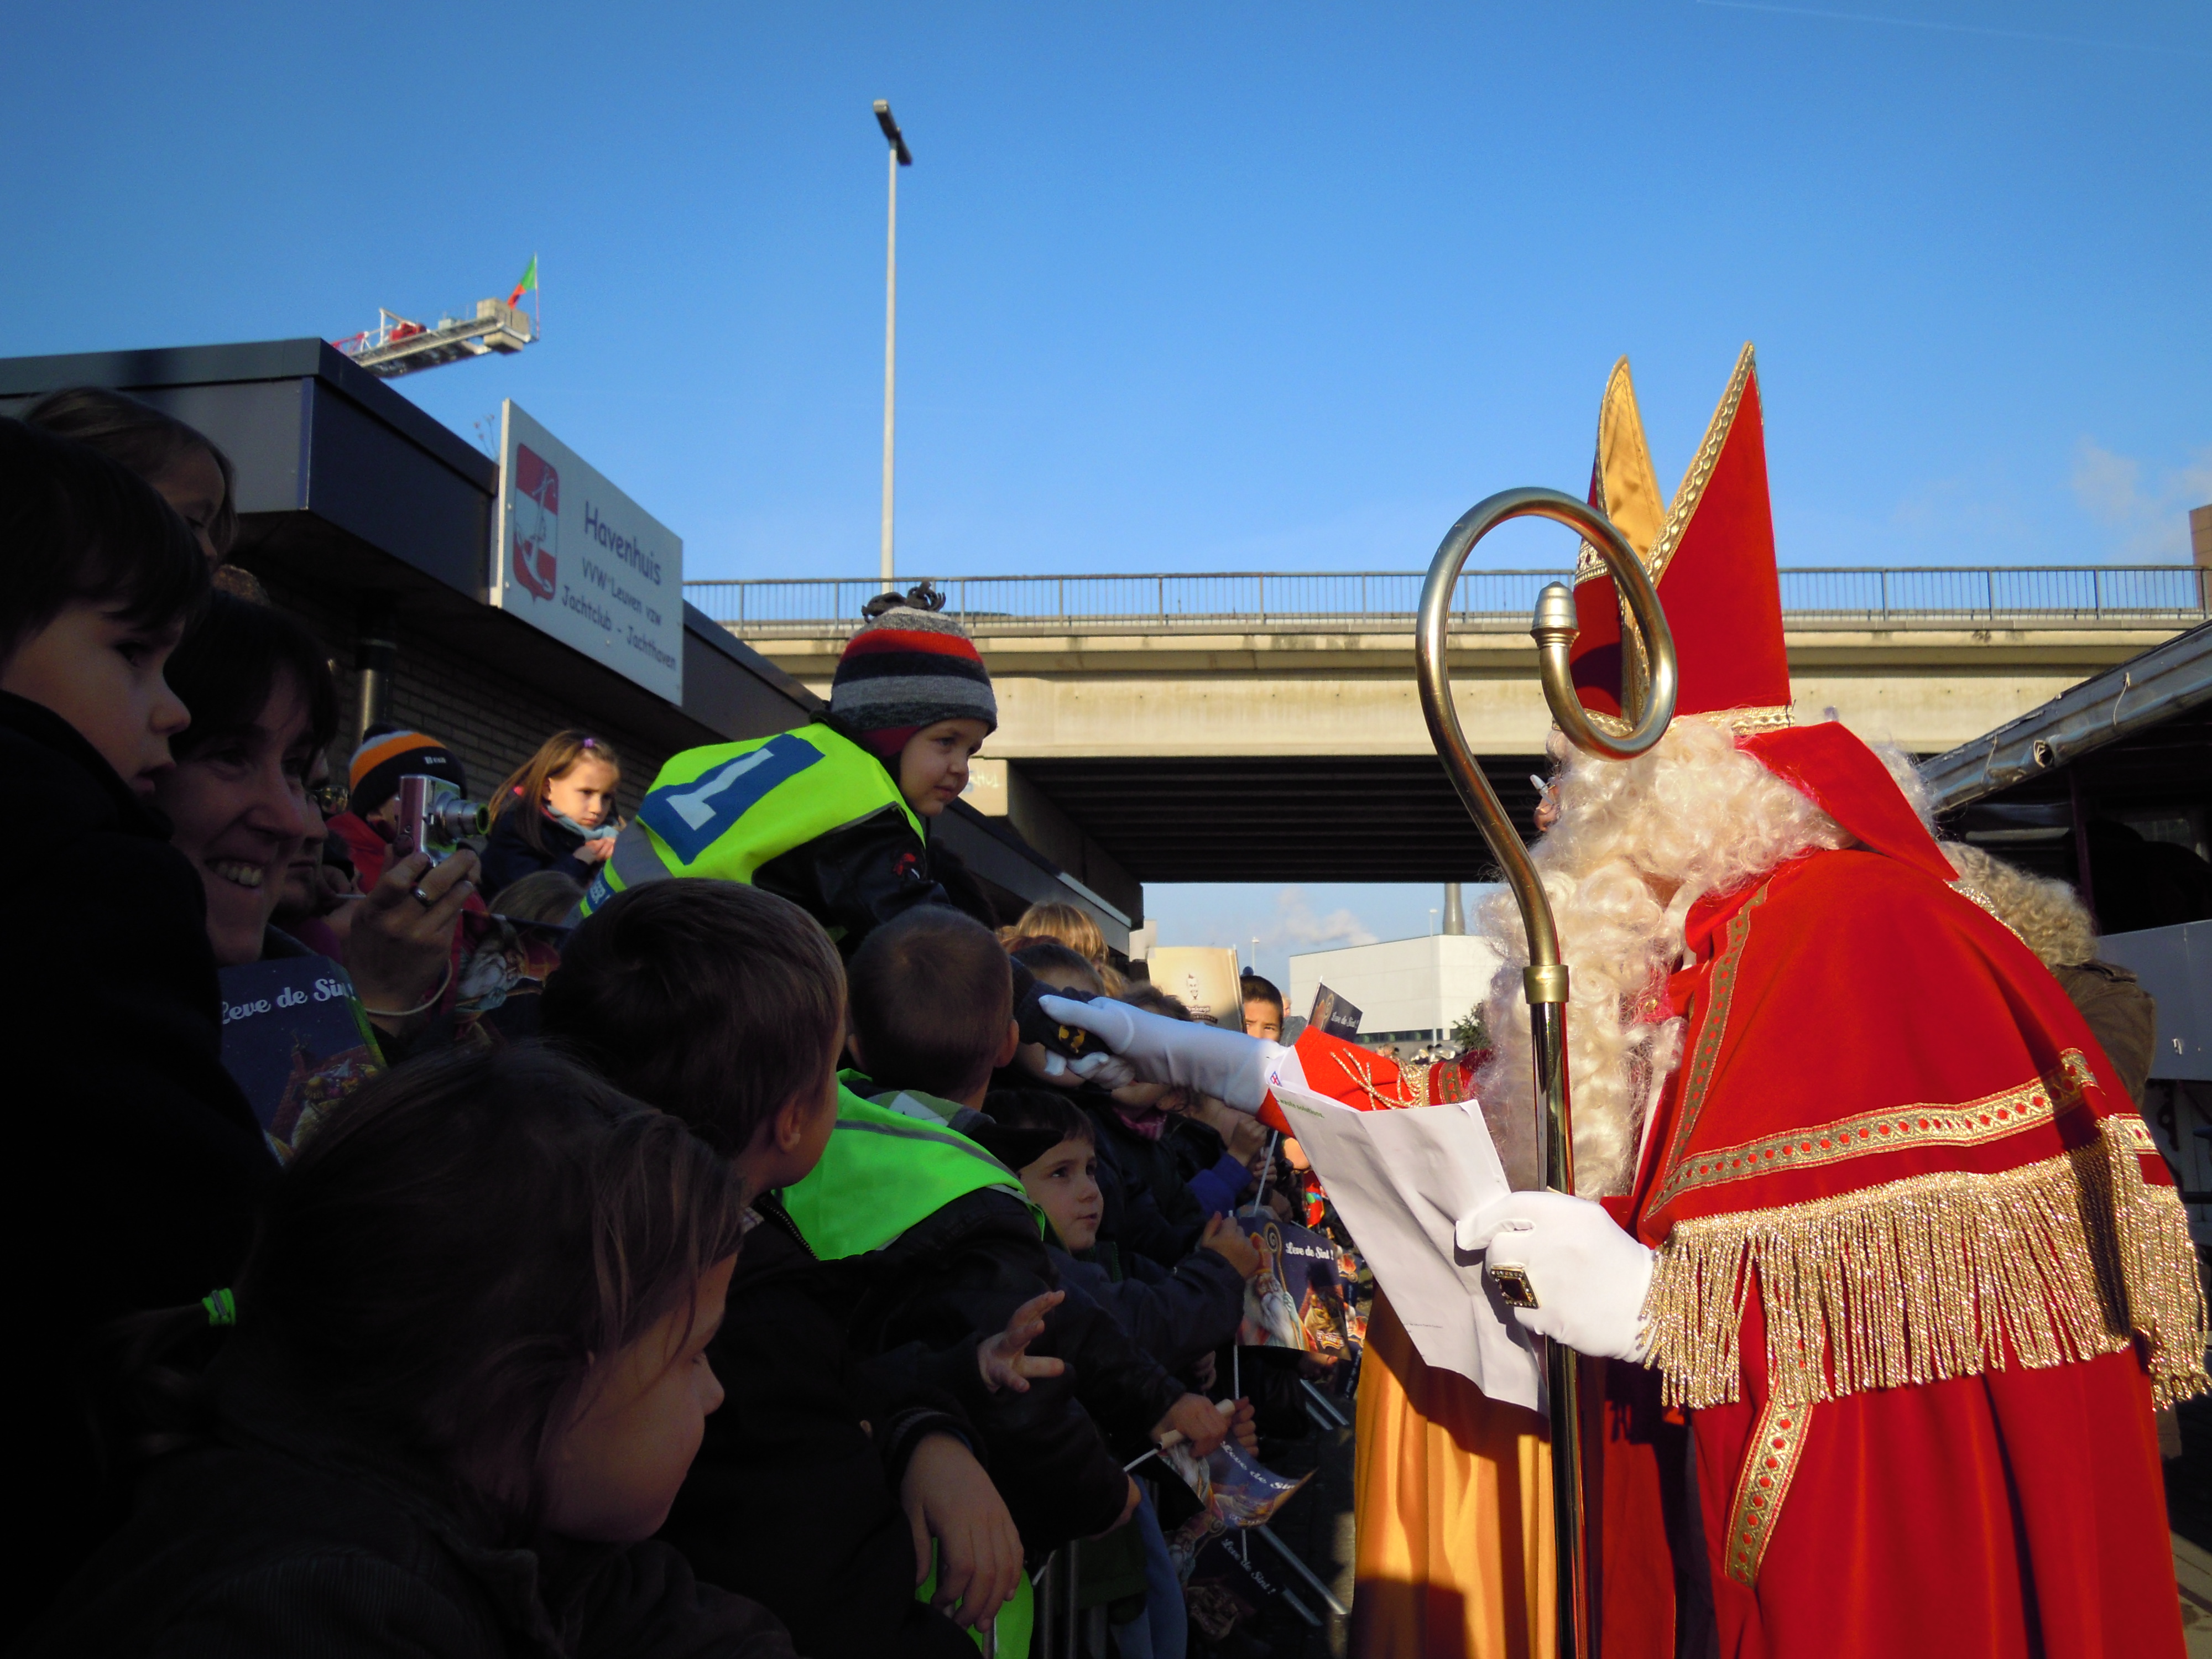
[507,255,538,308]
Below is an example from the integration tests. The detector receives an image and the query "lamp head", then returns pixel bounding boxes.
[873,100,914,165]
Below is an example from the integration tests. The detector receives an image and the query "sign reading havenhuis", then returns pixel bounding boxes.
[492,400,684,703]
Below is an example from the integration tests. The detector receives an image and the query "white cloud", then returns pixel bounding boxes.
[2069,437,2212,562]
[1274,886,1379,950]
[1144,880,1439,988]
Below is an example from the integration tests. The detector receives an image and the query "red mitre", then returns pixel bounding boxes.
[1564,348,1964,875]
[1569,346,1791,731]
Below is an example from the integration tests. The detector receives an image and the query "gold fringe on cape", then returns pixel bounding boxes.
[1642,1118,2211,1411]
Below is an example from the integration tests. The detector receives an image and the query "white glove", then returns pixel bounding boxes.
[1454,1190,1655,1362]
[1037,995,1286,1115]
[1065,1050,1136,1088]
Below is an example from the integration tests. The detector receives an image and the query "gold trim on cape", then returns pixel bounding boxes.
[1652,884,1768,1195]
[1647,1050,2098,1212]
[1724,1396,1812,1588]
[1641,1117,2212,1412]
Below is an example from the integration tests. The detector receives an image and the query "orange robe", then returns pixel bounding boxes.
[1353,1292,1554,1659]
[1284,1031,1557,1659]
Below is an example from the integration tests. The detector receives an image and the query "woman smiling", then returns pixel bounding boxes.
[158,593,478,1038]
[156,594,333,967]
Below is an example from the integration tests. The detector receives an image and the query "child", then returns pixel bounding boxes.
[22,1046,796,1658]
[482,729,623,898]
[839,909,1231,1537]
[1004,901,1123,992]
[327,724,473,890]
[1240,973,1285,1042]
[24,384,237,564]
[542,879,1039,1658]
[993,1091,1258,1379]
[580,585,995,951]
[0,416,272,1639]
[991,1089,1264,1659]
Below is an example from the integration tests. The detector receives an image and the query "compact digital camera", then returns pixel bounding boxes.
[393,774,487,864]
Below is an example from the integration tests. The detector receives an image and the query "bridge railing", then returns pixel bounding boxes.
[684,566,2211,637]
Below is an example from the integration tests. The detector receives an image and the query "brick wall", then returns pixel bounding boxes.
[246,568,667,818]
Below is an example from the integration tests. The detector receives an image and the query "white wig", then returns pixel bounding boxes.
[1472,716,1855,1196]
[1943,841,2096,968]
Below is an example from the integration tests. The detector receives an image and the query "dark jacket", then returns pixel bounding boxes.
[1050,1243,1245,1375]
[481,807,600,901]
[20,1358,799,1659]
[1081,1096,1209,1270]
[754,803,947,956]
[839,1182,1188,1551]
[0,691,274,1637]
[658,1198,975,1659]
[2053,959,2158,1109]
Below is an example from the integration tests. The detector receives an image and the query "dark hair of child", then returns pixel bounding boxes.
[0,416,206,666]
[982,1088,1095,1148]
[20,387,238,557]
[1006,937,1102,992]
[115,1046,746,1529]
[1240,973,1284,1013]
[541,880,846,1155]
[1120,984,1192,1021]
[165,592,340,764]
[848,905,1014,1099]
[487,729,624,853]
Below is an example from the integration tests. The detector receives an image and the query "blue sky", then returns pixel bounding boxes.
[6,1,2206,971]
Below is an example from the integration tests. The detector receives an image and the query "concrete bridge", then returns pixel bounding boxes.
[688,567,2207,910]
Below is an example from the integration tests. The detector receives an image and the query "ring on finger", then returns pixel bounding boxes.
[410,886,437,909]
[1486,1262,1540,1309]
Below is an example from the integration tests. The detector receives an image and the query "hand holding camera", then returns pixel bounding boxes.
[391,774,488,865]
[349,841,481,1030]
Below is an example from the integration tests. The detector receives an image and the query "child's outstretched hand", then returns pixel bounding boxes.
[902,1432,1024,1629]
[1199,1213,1263,1280]
[977,1289,1070,1394]
[1152,1392,1230,1458]
[1228,1396,1259,1455]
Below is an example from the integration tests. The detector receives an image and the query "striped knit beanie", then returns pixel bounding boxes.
[830,586,998,759]
[348,726,466,816]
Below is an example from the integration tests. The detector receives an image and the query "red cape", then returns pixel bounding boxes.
[1593,746,2204,1655]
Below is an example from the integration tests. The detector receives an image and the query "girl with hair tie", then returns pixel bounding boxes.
[481,729,624,899]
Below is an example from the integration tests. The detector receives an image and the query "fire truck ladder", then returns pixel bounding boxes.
[333,298,535,378]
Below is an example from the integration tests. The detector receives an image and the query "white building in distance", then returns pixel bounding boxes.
[1288,930,1504,1051]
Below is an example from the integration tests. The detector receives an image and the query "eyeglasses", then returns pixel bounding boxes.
[307,782,348,816]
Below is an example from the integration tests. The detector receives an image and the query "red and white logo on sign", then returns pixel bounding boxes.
[511,444,559,601]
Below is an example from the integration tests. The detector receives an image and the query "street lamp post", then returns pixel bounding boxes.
[873,100,913,593]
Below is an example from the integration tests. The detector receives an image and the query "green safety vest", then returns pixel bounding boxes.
[784,1078,1041,1657]
[581,723,922,916]
[780,1079,1041,1260]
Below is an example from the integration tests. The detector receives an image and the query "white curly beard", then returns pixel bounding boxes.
[1472,716,1854,1197]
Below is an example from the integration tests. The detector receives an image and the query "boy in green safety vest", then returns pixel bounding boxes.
[545,879,1065,1659]
[582,585,996,952]
[826,906,1235,1540]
